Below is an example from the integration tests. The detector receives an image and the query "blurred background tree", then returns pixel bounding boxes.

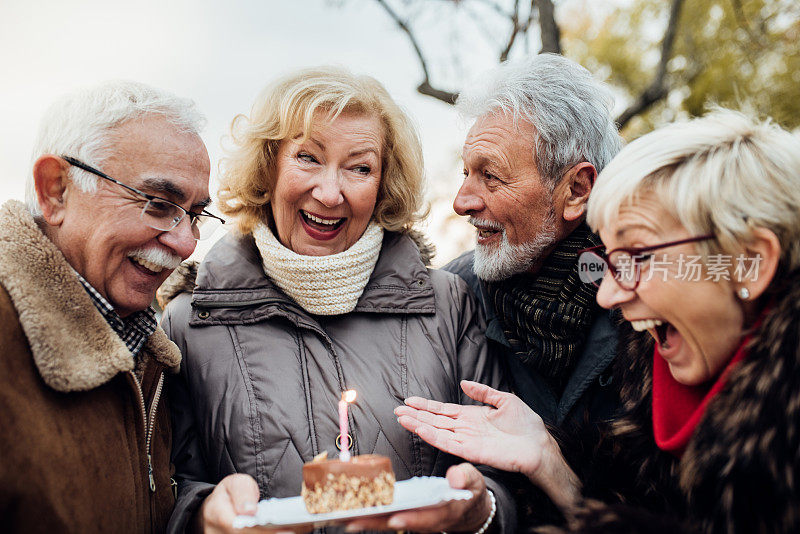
[358,0,800,137]
[324,0,799,264]
[571,0,800,137]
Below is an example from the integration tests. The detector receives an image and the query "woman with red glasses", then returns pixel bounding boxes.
[394,109,800,533]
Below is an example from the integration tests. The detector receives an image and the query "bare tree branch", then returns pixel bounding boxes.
[417,81,459,103]
[373,0,458,104]
[461,2,507,52]
[374,0,432,81]
[520,0,537,33]
[533,0,561,54]
[616,0,685,128]
[499,0,522,62]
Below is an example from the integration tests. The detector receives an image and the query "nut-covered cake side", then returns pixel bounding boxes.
[301,453,395,513]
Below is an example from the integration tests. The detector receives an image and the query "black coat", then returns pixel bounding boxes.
[444,251,621,528]
[564,271,800,533]
[444,251,620,430]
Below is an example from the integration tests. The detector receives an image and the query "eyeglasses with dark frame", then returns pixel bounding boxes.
[61,156,225,241]
[578,234,716,290]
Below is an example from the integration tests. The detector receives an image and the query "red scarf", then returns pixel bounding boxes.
[652,335,750,457]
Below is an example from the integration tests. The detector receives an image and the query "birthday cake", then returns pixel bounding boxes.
[301,452,395,513]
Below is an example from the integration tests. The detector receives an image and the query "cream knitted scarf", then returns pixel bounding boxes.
[252,221,384,315]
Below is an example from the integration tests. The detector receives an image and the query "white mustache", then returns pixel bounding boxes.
[468,216,503,232]
[127,247,182,270]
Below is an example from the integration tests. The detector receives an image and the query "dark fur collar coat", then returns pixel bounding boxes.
[558,272,800,533]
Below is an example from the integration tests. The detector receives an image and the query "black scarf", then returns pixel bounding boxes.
[487,223,601,394]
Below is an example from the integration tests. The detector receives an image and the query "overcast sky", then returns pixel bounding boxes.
[0,0,532,263]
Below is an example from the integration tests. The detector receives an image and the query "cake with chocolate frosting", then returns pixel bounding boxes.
[301,452,395,513]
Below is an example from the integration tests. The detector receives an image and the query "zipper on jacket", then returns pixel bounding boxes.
[194,297,285,308]
[197,297,332,339]
[200,295,361,456]
[129,370,165,493]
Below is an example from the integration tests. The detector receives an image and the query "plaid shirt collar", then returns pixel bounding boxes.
[74,272,157,357]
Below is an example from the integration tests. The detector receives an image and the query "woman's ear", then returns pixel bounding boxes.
[33,155,69,226]
[560,162,596,222]
[737,227,781,300]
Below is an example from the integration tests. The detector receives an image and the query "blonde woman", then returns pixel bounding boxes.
[161,68,513,533]
[395,109,800,533]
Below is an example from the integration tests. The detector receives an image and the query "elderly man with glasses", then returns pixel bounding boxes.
[0,81,217,533]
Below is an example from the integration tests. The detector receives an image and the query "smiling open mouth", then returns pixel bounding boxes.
[128,257,164,275]
[476,228,500,239]
[300,210,345,231]
[468,217,502,240]
[472,223,502,240]
[630,318,674,349]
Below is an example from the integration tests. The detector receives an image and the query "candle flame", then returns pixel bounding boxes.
[342,389,357,403]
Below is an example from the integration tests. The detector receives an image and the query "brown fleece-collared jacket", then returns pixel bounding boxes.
[0,200,181,533]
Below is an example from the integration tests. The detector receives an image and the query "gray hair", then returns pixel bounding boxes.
[588,108,800,272]
[26,80,206,215]
[456,53,622,186]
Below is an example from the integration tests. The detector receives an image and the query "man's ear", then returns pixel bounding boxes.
[560,162,596,222]
[738,226,781,301]
[33,155,69,226]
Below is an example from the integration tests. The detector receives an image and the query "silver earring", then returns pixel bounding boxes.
[739,287,750,300]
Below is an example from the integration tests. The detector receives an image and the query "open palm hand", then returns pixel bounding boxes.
[394,380,550,479]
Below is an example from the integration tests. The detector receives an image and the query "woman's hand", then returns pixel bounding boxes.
[395,380,582,511]
[196,474,308,534]
[343,463,492,532]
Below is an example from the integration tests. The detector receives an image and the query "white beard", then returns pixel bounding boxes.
[471,210,558,282]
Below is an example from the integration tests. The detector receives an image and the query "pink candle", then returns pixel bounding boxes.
[338,390,357,461]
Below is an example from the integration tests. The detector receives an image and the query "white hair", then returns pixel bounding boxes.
[26,80,206,215]
[587,108,800,271]
[456,53,622,185]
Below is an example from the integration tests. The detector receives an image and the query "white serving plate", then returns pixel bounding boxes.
[233,476,472,529]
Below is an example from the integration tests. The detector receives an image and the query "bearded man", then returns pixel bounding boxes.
[443,54,623,524]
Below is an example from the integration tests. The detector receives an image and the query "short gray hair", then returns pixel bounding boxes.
[26,80,206,215]
[587,108,800,272]
[456,53,622,186]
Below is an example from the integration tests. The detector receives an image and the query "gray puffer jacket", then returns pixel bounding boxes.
[162,231,516,533]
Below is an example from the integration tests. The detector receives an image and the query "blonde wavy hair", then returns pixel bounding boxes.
[587,108,800,272]
[218,67,426,236]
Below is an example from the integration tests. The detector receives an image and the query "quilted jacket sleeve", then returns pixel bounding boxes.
[161,295,216,534]
[449,273,518,533]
